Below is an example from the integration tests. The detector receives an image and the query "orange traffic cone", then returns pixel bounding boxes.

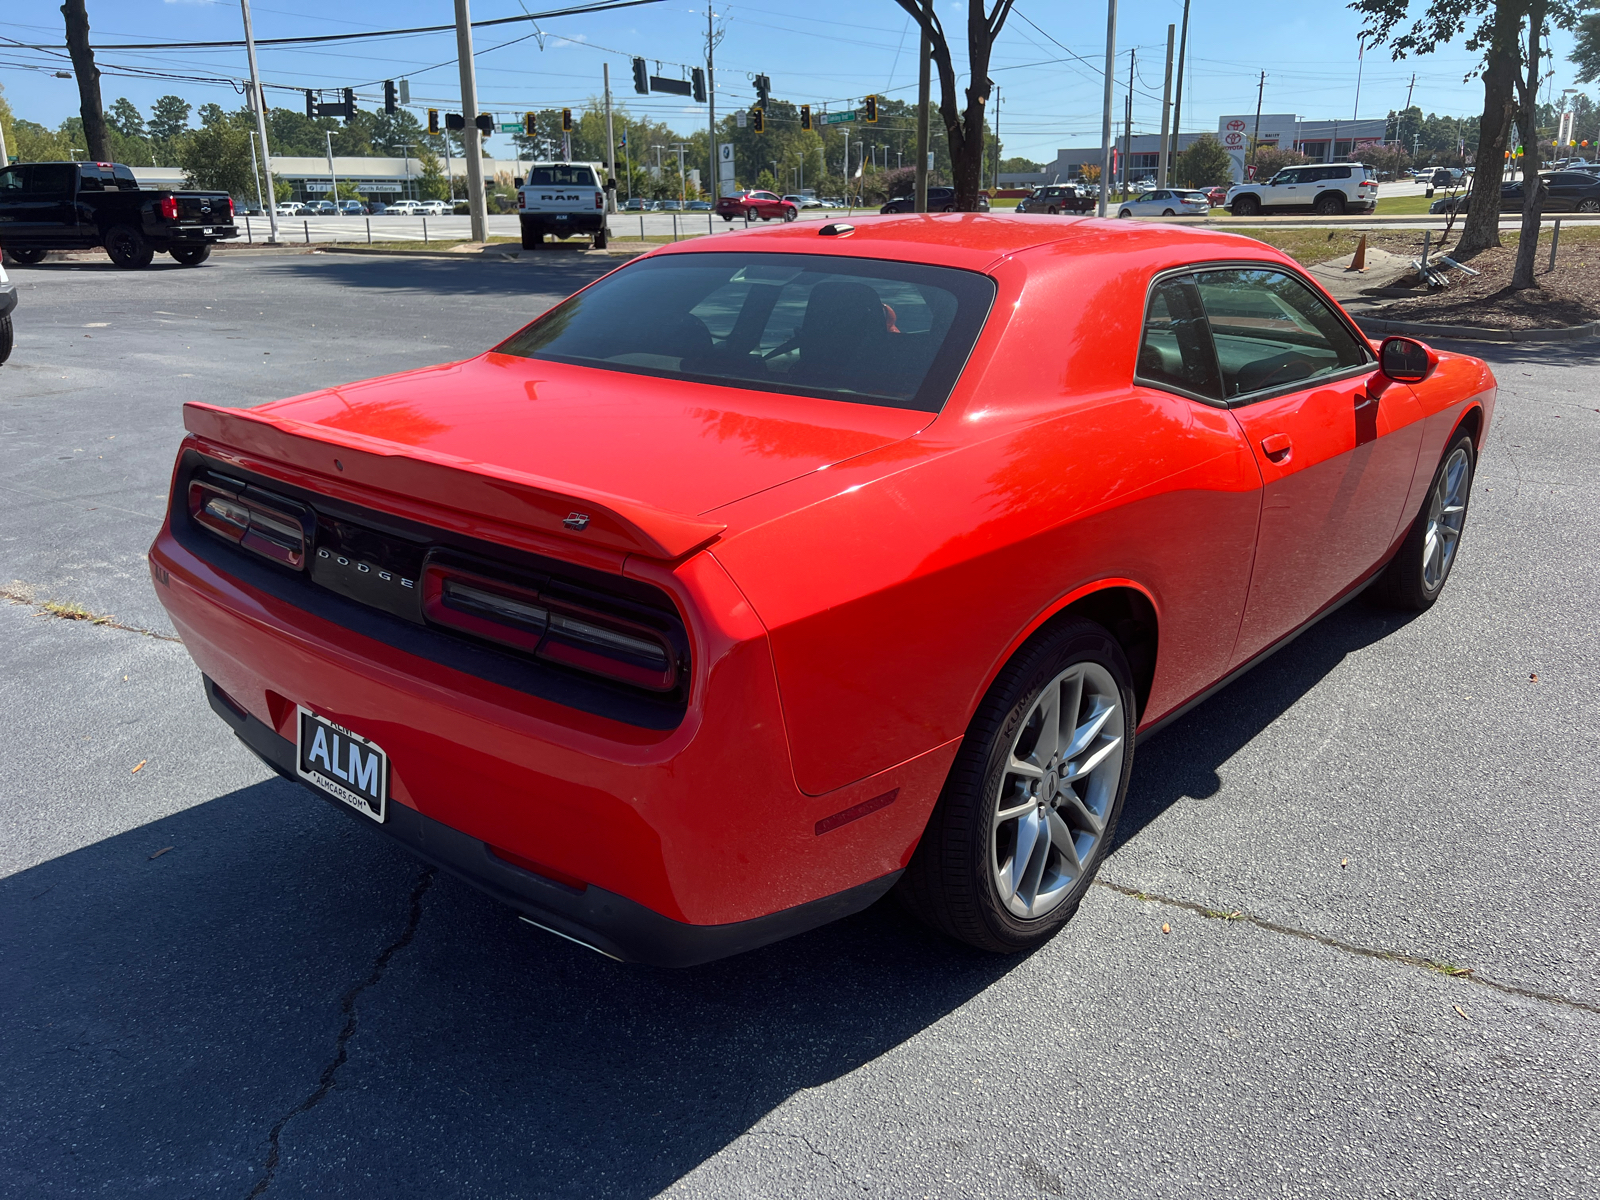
[1347,234,1368,273]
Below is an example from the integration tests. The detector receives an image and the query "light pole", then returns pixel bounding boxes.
[240,0,279,242]
[325,130,339,206]
[390,142,413,201]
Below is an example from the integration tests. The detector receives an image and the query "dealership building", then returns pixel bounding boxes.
[1008,114,1390,187]
[130,155,530,204]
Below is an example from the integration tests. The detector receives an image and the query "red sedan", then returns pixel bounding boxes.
[151,215,1493,965]
[716,189,798,223]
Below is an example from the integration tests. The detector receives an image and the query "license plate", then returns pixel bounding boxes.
[296,706,387,822]
[202,227,214,235]
[554,214,569,220]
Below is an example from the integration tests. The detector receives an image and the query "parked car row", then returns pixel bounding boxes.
[272,199,454,218]
[1428,171,1600,214]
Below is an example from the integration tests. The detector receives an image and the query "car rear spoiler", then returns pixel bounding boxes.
[181,401,727,561]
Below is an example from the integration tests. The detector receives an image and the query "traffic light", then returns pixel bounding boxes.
[561,108,573,133]
[384,80,396,114]
[692,67,706,103]
[863,95,878,123]
[474,113,493,135]
[524,111,536,135]
[446,112,465,132]
[800,104,811,131]
[754,74,770,108]
[343,88,355,124]
[427,109,440,134]
[632,57,649,95]
[751,107,765,134]
[305,90,315,119]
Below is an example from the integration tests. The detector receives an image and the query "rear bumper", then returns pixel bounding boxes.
[206,674,900,966]
[156,224,239,244]
[522,213,604,232]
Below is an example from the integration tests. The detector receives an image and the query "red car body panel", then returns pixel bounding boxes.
[149,213,1496,961]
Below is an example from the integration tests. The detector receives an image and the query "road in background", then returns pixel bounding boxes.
[1,254,1596,1198]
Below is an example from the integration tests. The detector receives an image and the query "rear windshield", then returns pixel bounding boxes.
[526,166,598,187]
[495,252,996,412]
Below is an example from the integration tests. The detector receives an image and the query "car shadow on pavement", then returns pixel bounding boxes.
[0,776,1016,1198]
[1119,595,1420,850]
[256,253,618,300]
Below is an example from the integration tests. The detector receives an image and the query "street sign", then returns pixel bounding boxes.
[498,122,524,133]
[825,110,856,125]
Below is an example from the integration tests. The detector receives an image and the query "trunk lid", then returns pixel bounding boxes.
[183,352,926,559]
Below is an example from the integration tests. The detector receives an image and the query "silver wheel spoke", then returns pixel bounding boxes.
[990,660,1126,921]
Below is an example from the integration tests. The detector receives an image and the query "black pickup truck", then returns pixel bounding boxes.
[0,161,237,268]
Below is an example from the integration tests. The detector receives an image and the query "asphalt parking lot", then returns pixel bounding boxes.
[1,251,1596,1199]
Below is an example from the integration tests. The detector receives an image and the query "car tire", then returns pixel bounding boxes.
[722,215,734,223]
[592,227,608,250]
[1372,431,1476,612]
[5,247,48,265]
[0,313,12,364]
[1046,206,1059,215]
[1579,199,1600,213]
[105,225,154,269]
[1117,208,1132,218]
[783,207,797,222]
[897,617,1135,954]
[1231,195,1261,217]
[1162,208,1175,216]
[1313,192,1346,215]
[520,221,543,250]
[170,245,211,266]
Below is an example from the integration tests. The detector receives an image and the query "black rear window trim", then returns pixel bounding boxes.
[492,250,999,416]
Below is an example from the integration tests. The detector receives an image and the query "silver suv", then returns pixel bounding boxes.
[1226,163,1378,216]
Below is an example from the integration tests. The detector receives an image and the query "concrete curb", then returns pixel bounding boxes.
[1353,315,1599,343]
[313,244,644,261]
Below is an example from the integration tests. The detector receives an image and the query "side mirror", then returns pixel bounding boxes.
[513,177,523,188]
[1379,335,1437,383]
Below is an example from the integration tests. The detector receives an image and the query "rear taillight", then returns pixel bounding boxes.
[422,560,679,692]
[518,192,526,209]
[188,475,310,569]
[158,196,179,220]
[227,196,235,218]
[595,191,603,209]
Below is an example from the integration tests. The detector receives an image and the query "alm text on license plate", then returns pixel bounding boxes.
[296,706,388,822]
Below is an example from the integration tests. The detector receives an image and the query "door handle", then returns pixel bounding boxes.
[1260,433,1292,462]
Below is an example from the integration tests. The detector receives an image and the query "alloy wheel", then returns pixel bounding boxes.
[1423,445,1471,591]
[991,662,1125,919]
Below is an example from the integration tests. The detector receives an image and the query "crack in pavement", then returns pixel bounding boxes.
[1094,879,1600,1016]
[247,867,435,1198]
[0,583,180,642]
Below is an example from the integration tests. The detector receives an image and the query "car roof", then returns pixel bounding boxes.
[642,212,1293,274]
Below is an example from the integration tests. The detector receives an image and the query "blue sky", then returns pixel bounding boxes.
[1,0,1588,162]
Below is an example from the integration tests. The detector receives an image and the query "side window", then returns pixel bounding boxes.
[0,165,23,192]
[1135,275,1222,402]
[112,165,139,190]
[1194,268,1370,400]
[28,164,74,194]
[1327,166,1352,181]
[77,166,106,192]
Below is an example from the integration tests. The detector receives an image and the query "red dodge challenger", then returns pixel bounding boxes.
[150,215,1494,965]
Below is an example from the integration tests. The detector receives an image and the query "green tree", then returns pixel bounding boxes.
[998,156,1042,173]
[416,144,449,201]
[1174,134,1234,187]
[108,97,145,139]
[148,95,191,142]
[1249,143,1312,177]
[177,110,256,199]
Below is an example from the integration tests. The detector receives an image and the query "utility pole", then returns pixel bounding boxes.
[240,0,279,243]
[1169,0,1191,184]
[992,85,1002,191]
[246,130,266,221]
[1098,0,1117,216]
[1353,32,1367,129]
[1251,71,1265,171]
[1158,24,1175,186]
[325,130,339,204]
[1123,48,1135,194]
[707,5,721,204]
[453,0,488,243]
[603,62,617,211]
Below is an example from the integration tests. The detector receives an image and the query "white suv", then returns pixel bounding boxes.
[1226,163,1378,216]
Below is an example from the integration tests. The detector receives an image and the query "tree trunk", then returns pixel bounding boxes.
[898,0,1013,211]
[1457,2,1521,257]
[1511,0,1546,289]
[61,0,110,163]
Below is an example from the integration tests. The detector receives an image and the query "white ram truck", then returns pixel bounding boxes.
[516,161,610,250]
